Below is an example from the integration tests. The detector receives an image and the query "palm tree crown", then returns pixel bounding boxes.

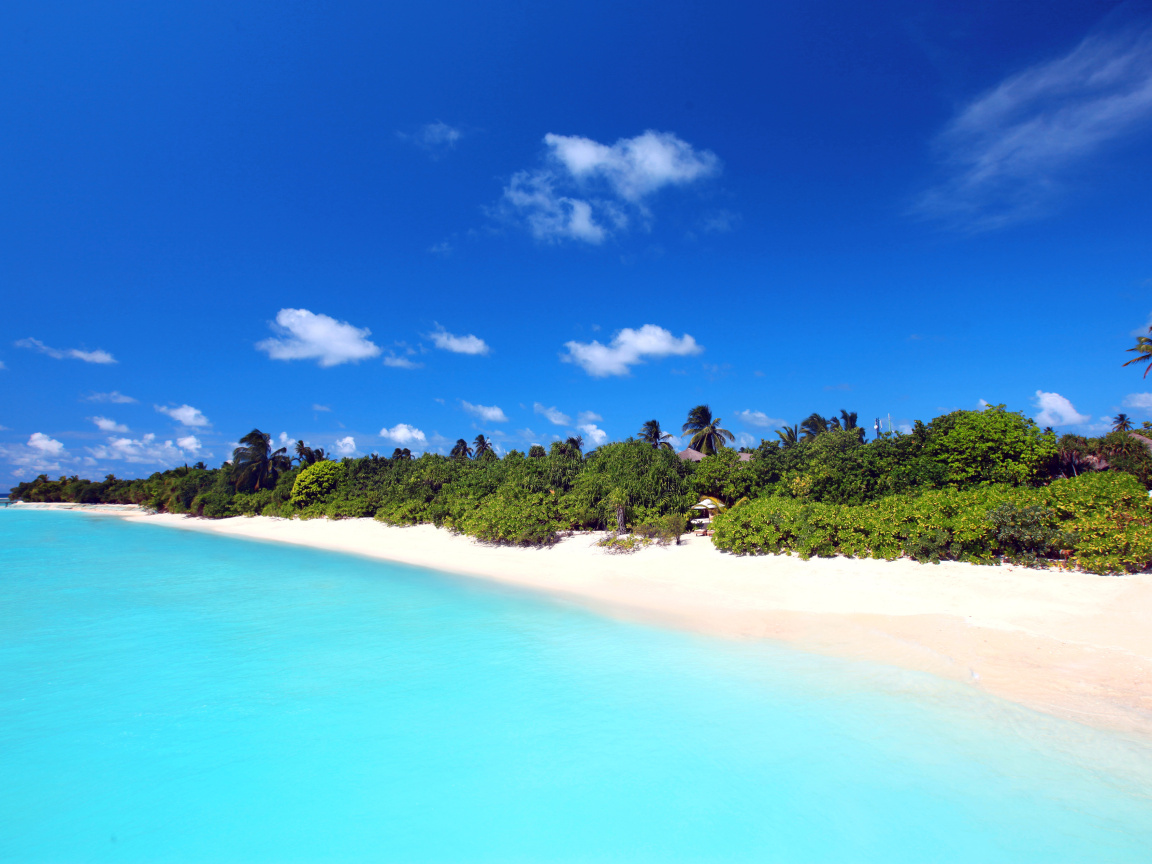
[293,439,327,466]
[450,438,473,459]
[638,419,674,450]
[1113,413,1133,432]
[775,424,799,448]
[800,412,829,441]
[473,435,493,457]
[232,429,292,491]
[681,404,734,455]
[1124,327,1152,378]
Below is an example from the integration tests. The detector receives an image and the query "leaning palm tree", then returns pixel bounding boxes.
[232,429,292,491]
[775,424,800,448]
[681,405,734,455]
[638,419,675,450]
[800,412,830,441]
[1113,413,1133,432]
[473,435,493,457]
[1124,327,1152,378]
[450,438,473,459]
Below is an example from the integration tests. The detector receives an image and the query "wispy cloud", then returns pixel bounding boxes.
[91,416,128,433]
[533,403,571,426]
[562,324,702,377]
[155,404,210,427]
[734,409,786,429]
[84,391,136,404]
[16,337,116,364]
[498,130,720,244]
[429,325,489,356]
[88,433,200,465]
[1124,392,1152,409]
[256,308,381,367]
[462,401,508,423]
[1033,390,1091,426]
[399,121,462,157]
[917,21,1152,230]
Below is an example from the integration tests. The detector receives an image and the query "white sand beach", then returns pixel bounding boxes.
[21,503,1152,738]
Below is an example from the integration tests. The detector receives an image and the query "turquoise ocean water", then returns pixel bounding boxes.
[2,511,1152,862]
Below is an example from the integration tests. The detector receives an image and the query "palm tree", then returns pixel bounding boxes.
[450,438,473,459]
[775,424,799,448]
[838,409,865,442]
[681,405,734,455]
[473,435,493,457]
[800,412,829,441]
[565,434,584,454]
[638,420,675,450]
[391,447,413,461]
[293,440,327,466]
[232,429,292,491]
[1113,413,1133,432]
[1124,327,1152,377]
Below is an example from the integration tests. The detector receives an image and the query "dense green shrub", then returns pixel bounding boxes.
[711,471,1152,574]
[291,461,346,510]
[453,490,562,545]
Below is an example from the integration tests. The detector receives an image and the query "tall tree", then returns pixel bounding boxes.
[637,419,675,450]
[293,440,327,466]
[1124,326,1152,377]
[565,434,584,455]
[1113,413,1133,432]
[800,412,830,441]
[391,448,413,461]
[232,429,292,491]
[473,435,493,457]
[775,424,800,448]
[681,404,734,455]
[838,409,865,442]
[450,438,473,459]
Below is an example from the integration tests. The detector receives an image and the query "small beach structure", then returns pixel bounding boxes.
[689,496,725,534]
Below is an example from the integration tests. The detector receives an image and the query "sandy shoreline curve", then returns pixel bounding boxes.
[13,503,1152,738]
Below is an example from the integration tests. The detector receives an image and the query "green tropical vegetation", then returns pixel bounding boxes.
[10,402,1152,574]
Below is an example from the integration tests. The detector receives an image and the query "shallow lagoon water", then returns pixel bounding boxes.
[2,510,1151,862]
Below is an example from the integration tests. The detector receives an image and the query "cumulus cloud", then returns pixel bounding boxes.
[578,423,608,446]
[1033,390,1092,426]
[176,435,201,452]
[462,401,508,423]
[734,409,786,428]
[499,130,720,243]
[91,416,128,433]
[1124,392,1152,409]
[85,391,136,404]
[917,21,1152,230]
[0,433,69,475]
[155,404,209,427]
[88,433,199,465]
[16,337,116,364]
[429,325,490,356]
[379,423,426,445]
[333,436,356,456]
[735,432,758,448]
[256,308,381,367]
[562,324,702,377]
[533,403,571,426]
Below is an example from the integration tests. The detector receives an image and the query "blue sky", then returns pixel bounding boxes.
[3,0,1152,480]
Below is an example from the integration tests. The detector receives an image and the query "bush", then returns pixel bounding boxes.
[710,471,1152,574]
[635,513,688,545]
[453,490,561,546]
[597,534,652,553]
[291,461,346,509]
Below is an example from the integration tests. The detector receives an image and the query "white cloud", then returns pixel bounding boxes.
[562,324,702,377]
[379,423,426,445]
[918,22,1152,229]
[176,435,201,452]
[91,416,128,433]
[333,436,356,456]
[462,401,508,423]
[533,403,571,426]
[978,398,991,408]
[429,325,490,356]
[155,404,210,427]
[1123,393,1152,410]
[400,121,462,156]
[85,391,137,404]
[28,432,65,456]
[16,337,116,364]
[735,432,758,448]
[313,404,331,412]
[578,423,608,446]
[734,409,786,428]
[898,423,914,435]
[278,432,291,448]
[576,410,602,425]
[499,130,720,243]
[1033,390,1092,426]
[256,308,381,367]
[383,352,423,369]
[88,433,198,465]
